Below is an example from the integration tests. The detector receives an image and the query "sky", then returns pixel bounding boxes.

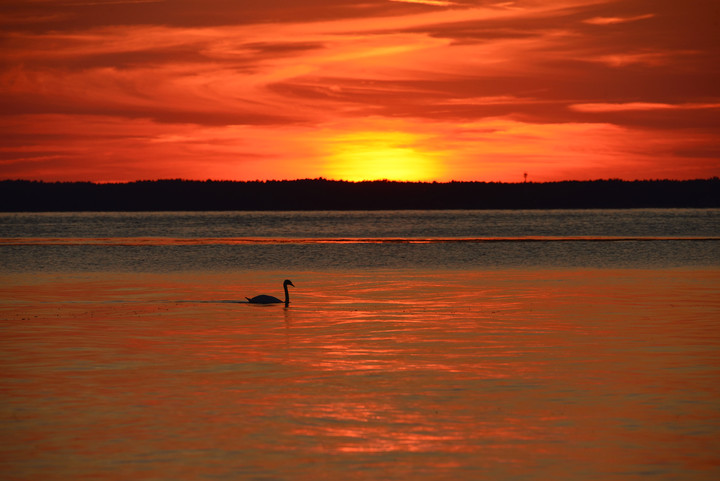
[1,0,718,182]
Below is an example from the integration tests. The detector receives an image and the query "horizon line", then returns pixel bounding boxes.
[3,177,719,185]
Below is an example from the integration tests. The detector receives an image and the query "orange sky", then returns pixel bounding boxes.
[1,0,718,182]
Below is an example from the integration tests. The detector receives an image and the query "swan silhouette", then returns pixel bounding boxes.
[246,279,294,305]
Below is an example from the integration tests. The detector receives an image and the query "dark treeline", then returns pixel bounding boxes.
[1,178,719,211]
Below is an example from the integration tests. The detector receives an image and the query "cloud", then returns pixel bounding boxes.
[570,102,720,113]
[390,0,457,6]
[441,96,544,106]
[583,13,655,25]
[588,51,688,68]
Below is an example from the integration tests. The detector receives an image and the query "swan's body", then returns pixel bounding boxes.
[246,279,294,305]
[246,294,283,304]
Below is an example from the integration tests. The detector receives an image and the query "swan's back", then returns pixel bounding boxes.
[246,294,283,304]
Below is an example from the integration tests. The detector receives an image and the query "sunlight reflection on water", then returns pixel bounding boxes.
[2,269,719,480]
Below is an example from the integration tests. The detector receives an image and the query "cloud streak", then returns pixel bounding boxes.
[571,102,720,113]
[583,13,655,25]
[390,0,457,6]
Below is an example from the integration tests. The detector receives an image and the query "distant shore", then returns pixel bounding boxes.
[1,178,718,211]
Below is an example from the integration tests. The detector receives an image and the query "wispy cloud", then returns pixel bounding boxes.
[589,51,680,67]
[390,0,457,6]
[571,102,720,113]
[583,13,655,25]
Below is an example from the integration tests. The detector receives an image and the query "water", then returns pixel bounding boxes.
[2,209,718,240]
[1,210,719,480]
[1,209,719,271]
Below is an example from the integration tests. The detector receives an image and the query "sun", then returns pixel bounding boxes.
[324,131,443,181]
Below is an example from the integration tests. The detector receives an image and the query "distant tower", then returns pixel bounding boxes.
[523,172,528,183]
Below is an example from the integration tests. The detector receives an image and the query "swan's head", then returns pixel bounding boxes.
[284,279,295,288]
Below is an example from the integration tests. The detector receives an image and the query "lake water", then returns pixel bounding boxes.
[1,210,719,480]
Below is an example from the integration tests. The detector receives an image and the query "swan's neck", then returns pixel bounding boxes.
[284,284,290,304]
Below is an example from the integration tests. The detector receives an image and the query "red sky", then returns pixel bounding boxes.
[1,0,718,182]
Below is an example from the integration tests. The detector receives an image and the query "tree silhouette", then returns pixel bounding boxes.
[1,178,718,211]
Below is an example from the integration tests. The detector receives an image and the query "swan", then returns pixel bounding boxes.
[246,279,294,305]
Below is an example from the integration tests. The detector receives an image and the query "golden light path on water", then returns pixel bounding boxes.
[1,269,719,480]
[2,236,719,246]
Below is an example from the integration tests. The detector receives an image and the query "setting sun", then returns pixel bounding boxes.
[324,131,443,181]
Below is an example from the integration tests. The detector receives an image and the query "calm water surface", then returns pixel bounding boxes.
[1,210,719,480]
[1,209,719,271]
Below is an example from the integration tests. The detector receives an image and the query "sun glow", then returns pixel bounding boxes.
[324,131,443,181]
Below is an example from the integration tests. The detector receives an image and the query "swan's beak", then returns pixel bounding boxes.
[289,281,295,287]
